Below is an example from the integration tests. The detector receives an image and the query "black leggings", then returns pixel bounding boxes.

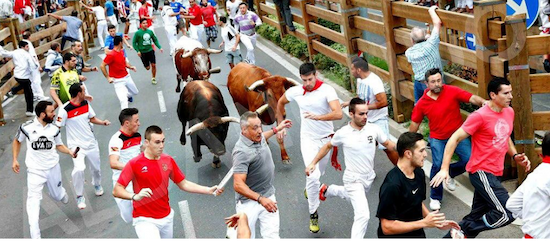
[12,78,34,112]
[61,36,79,50]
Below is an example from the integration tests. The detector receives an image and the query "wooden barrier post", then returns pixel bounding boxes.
[381,0,413,122]
[0,18,21,44]
[300,0,318,61]
[340,0,360,90]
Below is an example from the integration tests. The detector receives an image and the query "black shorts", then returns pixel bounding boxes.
[120,16,128,23]
[139,50,156,68]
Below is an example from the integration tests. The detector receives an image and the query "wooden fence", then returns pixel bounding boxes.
[253,0,547,181]
[0,0,98,125]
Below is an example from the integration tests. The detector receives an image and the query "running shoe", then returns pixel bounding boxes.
[304,188,308,200]
[128,96,133,103]
[152,78,157,85]
[429,198,441,210]
[309,211,319,233]
[76,196,87,209]
[26,112,35,117]
[94,185,104,196]
[447,178,457,191]
[61,194,69,204]
[319,184,328,201]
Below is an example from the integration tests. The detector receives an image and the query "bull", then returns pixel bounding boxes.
[227,63,301,163]
[173,36,223,92]
[178,81,239,168]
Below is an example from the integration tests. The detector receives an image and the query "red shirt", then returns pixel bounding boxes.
[411,85,472,139]
[139,7,152,27]
[201,5,216,27]
[462,105,514,176]
[118,153,186,219]
[103,49,128,78]
[188,5,203,25]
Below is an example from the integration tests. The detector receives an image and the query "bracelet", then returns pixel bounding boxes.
[272,127,278,134]
[131,194,136,201]
[512,153,520,160]
[257,194,262,203]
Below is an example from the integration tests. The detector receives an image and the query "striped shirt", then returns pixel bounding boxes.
[234,11,261,36]
[405,32,443,82]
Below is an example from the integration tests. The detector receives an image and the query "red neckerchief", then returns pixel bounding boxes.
[303,79,323,95]
[327,133,341,171]
[543,156,550,164]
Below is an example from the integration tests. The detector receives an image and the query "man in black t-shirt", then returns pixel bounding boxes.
[376,132,460,238]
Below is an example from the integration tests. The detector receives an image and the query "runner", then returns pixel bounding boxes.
[225,0,241,27]
[56,82,111,209]
[201,0,218,47]
[12,100,77,239]
[138,0,154,29]
[105,0,118,31]
[218,15,242,69]
[306,97,397,239]
[101,35,139,109]
[128,0,142,33]
[81,1,108,50]
[113,125,224,238]
[161,0,179,55]
[431,78,531,238]
[233,2,261,65]
[104,24,134,54]
[276,62,343,233]
[71,41,100,77]
[50,53,91,109]
[132,18,163,84]
[184,0,205,43]
[122,0,132,39]
[109,107,141,223]
[21,31,49,102]
[169,0,187,35]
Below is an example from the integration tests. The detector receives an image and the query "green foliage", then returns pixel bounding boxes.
[312,43,352,90]
[280,35,308,59]
[256,24,281,44]
[318,18,341,32]
[367,55,389,71]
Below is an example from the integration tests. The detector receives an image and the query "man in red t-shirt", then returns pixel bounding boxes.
[410,68,486,211]
[138,0,154,27]
[431,78,531,238]
[113,125,224,238]
[100,35,139,110]
[201,0,218,47]
[183,0,205,43]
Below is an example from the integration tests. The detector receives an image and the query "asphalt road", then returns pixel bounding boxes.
[0,10,523,238]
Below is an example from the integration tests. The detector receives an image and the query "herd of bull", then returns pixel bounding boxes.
[173,37,301,168]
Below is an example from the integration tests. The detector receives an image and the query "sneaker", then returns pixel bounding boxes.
[94,185,104,196]
[25,111,35,117]
[128,96,133,103]
[37,96,50,101]
[5,91,14,98]
[304,188,308,200]
[61,194,69,204]
[76,196,87,209]
[99,47,105,51]
[151,78,157,85]
[319,184,328,201]
[429,198,441,210]
[309,211,319,233]
[447,178,457,191]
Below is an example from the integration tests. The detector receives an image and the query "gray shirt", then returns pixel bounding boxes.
[232,133,275,203]
[62,16,82,39]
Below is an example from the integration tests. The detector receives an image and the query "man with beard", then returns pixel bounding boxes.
[11,100,78,239]
[306,98,396,239]
[409,68,486,211]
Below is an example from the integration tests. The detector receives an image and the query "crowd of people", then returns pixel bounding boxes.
[2,0,550,240]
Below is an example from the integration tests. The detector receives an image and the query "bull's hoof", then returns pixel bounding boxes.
[282,159,292,165]
[211,157,221,168]
[194,156,202,162]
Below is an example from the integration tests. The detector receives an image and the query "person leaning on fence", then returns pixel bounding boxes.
[48,11,83,50]
[273,0,295,31]
[405,5,444,103]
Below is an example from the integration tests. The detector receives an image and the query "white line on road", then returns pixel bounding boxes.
[178,200,196,238]
[157,91,167,113]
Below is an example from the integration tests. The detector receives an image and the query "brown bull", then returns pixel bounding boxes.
[227,63,301,163]
[173,47,222,92]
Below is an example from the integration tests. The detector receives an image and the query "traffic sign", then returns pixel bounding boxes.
[506,0,540,29]
[465,33,476,50]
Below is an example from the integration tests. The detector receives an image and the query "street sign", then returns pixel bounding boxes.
[507,0,540,29]
[465,33,476,50]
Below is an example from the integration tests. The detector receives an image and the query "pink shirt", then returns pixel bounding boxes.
[461,105,514,176]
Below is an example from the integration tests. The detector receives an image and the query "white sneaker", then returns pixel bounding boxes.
[447,178,457,191]
[94,185,104,196]
[429,198,441,210]
[76,196,86,209]
[61,194,69,204]
[25,112,35,117]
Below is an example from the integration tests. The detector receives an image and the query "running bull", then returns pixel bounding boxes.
[227,63,301,163]
[178,81,239,168]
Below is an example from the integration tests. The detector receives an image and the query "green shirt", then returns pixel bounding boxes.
[132,28,162,53]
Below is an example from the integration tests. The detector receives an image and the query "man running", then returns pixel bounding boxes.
[218,15,242,69]
[276,63,343,233]
[56,83,110,209]
[233,2,261,65]
[81,1,108,50]
[201,0,218,47]
[161,0,179,55]
[184,0,205,43]
[71,41,99,78]
[113,125,224,238]
[105,0,118,31]
[431,78,531,238]
[132,18,163,85]
[12,100,77,239]
[170,0,187,35]
[306,98,397,239]
[109,107,141,223]
[104,24,134,54]
[50,53,91,109]
[101,35,139,109]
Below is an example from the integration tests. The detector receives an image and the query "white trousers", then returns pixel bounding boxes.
[133,209,174,239]
[108,15,119,32]
[189,24,205,43]
[30,67,45,99]
[235,195,280,239]
[27,163,67,239]
[70,142,101,197]
[455,0,473,8]
[540,0,550,29]
[112,74,139,110]
[301,136,331,214]
[164,26,178,55]
[97,20,108,48]
[325,170,375,239]
[114,181,134,223]
[240,33,257,65]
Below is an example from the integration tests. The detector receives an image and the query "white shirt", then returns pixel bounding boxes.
[221,25,240,51]
[161,6,177,28]
[108,130,142,182]
[2,48,37,79]
[331,123,387,175]
[16,118,63,170]
[226,0,240,19]
[0,0,12,18]
[356,72,388,122]
[91,6,107,21]
[285,83,339,140]
[506,162,550,238]
[56,100,98,149]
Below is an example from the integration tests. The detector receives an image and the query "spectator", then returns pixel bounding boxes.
[201,0,218,47]
[48,11,83,49]
[539,0,550,72]
[218,15,242,69]
[13,0,33,22]
[273,0,295,31]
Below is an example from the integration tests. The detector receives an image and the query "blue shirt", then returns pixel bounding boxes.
[105,33,127,57]
[124,0,130,14]
[105,1,115,16]
[207,0,217,6]
[170,2,184,20]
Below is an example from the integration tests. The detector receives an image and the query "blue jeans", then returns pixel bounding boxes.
[429,137,471,201]
[414,80,427,103]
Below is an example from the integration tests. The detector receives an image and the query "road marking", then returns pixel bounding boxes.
[178,200,196,238]
[157,91,167,113]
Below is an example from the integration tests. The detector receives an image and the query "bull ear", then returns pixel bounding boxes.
[284,78,301,89]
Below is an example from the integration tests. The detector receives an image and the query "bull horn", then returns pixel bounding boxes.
[209,66,221,74]
[255,104,269,115]
[248,80,265,91]
[286,78,302,86]
[181,51,193,59]
[207,48,223,54]
[220,117,240,124]
[186,122,206,135]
